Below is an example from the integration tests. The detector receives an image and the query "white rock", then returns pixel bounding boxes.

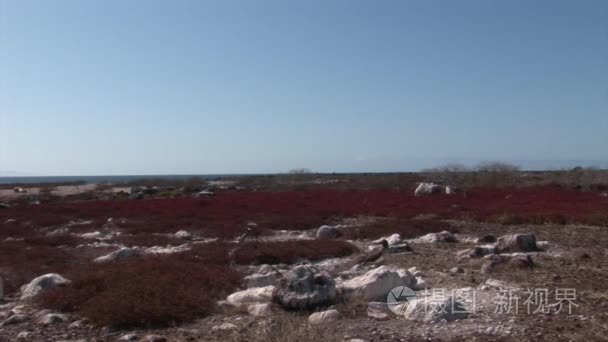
[37,313,68,325]
[417,231,457,243]
[144,244,190,255]
[340,266,414,301]
[414,183,443,196]
[316,225,343,239]
[16,331,33,341]
[80,231,103,239]
[94,247,139,263]
[226,286,275,308]
[20,273,71,301]
[118,333,138,341]
[174,230,193,240]
[308,309,341,325]
[212,322,238,331]
[247,303,272,317]
[412,276,430,290]
[2,314,28,325]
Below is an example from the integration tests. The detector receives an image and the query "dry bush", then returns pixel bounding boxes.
[340,219,454,240]
[37,255,242,328]
[0,241,82,294]
[232,240,358,265]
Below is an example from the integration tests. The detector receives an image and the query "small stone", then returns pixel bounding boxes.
[308,309,341,325]
[2,314,29,326]
[16,331,34,341]
[37,313,68,325]
[212,323,238,331]
[141,335,167,342]
[118,333,138,341]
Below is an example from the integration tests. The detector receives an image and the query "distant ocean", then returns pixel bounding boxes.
[0,174,245,185]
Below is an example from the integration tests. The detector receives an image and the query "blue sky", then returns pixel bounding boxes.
[1,0,607,175]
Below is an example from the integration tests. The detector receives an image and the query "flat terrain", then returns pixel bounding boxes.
[0,178,607,341]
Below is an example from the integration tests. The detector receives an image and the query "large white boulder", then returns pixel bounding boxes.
[226,286,275,308]
[414,183,443,196]
[20,274,71,301]
[94,247,140,263]
[340,266,414,301]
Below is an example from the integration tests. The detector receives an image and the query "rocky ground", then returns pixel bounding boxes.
[0,183,607,342]
[1,221,606,341]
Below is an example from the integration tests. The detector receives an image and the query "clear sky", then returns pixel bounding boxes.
[1,0,607,175]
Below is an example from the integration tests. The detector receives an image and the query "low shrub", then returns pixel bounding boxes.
[37,255,242,328]
[232,239,358,265]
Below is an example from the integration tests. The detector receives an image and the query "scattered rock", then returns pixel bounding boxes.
[37,313,68,325]
[226,286,275,308]
[174,230,193,240]
[80,231,103,239]
[418,231,457,243]
[141,335,167,342]
[16,331,33,341]
[2,314,29,326]
[414,183,443,196]
[411,276,430,290]
[3,218,16,224]
[496,233,538,253]
[340,266,414,301]
[247,303,272,317]
[68,320,86,329]
[0,202,11,209]
[308,309,341,325]
[212,323,238,332]
[273,266,337,310]
[144,244,190,255]
[20,273,71,301]
[94,247,139,263]
[449,267,464,275]
[457,245,497,260]
[118,333,138,341]
[316,225,343,239]
[388,243,412,254]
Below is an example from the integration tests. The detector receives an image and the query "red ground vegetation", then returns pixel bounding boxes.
[1,186,607,238]
[37,255,242,328]
[232,239,359,265]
